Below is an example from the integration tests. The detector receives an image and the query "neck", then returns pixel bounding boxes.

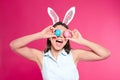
[50,47,63,59]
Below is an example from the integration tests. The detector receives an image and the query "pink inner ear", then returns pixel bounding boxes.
[50,10,58,23]
[64,11,73,24]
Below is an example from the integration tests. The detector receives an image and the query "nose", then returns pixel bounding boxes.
[59,33,64,38]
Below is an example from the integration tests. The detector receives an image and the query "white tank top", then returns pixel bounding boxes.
[42,49,79,80]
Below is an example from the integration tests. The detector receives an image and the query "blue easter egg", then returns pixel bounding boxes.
[55,29,61,37]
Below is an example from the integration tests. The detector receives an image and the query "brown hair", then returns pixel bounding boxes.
[44,21,71,54]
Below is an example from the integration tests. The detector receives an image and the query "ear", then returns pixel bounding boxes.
[47,7,59,24]
[63,7,75,25]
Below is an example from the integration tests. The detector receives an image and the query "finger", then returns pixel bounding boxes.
[71,30,74,36]
[66,37,72,40]
[43,25,53,32]
[50,26,57,33]
[73,29,78,31]
[67,29,72,33]
[52,27,57,32]
[67,29,71,32]
[66,37,70,40]
[50,26,54,30]
[67,38,75,42]
[73,29,81,36]
[48,34,57,38]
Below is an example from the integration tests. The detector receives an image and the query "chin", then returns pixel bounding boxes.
[54,46,63,51]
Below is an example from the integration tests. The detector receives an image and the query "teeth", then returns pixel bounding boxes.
[56,39,63,43]
[58,40,62,41]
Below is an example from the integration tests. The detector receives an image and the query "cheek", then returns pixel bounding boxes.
[50,37,56,43]
[50,37,56,40]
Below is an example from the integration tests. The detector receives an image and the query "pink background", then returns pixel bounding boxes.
[0,0,120,80]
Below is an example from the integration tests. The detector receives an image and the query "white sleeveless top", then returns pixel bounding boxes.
[42,49,79,80]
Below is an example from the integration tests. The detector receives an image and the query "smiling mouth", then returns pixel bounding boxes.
[56,40,63,43]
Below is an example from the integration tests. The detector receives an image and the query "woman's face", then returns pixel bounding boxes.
[50,25,68,51]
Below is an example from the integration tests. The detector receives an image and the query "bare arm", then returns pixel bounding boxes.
[10,26,56,65]
[10,32,43,62]
[68,29,110,62]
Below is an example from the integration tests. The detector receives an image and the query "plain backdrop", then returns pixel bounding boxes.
[0,0,120,80]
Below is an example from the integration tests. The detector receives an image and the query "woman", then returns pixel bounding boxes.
[10,21,110,80]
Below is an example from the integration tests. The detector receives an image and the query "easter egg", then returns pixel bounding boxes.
[55,29,61,37]
[64,30,72,38]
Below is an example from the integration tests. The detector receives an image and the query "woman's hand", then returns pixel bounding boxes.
[68,29,110,61]
[40,25,56,38]
[67,29,85,44]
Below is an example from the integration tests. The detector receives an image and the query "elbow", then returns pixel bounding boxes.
[107,50,111,56]
[100,50,111,60]
[105,49,111,58]
[9,41,18,50]
[9,41,15,50]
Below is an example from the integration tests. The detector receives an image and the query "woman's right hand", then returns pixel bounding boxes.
[40,25,56,38]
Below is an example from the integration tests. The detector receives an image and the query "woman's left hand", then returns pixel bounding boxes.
[67,29,85,44]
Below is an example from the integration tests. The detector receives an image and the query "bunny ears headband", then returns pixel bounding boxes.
[47,7,75,25]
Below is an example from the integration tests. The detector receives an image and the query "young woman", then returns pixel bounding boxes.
[10,21,110,80]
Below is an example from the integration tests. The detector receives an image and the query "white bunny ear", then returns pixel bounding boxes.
[47,7,59,24]
[63,7,75,25]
